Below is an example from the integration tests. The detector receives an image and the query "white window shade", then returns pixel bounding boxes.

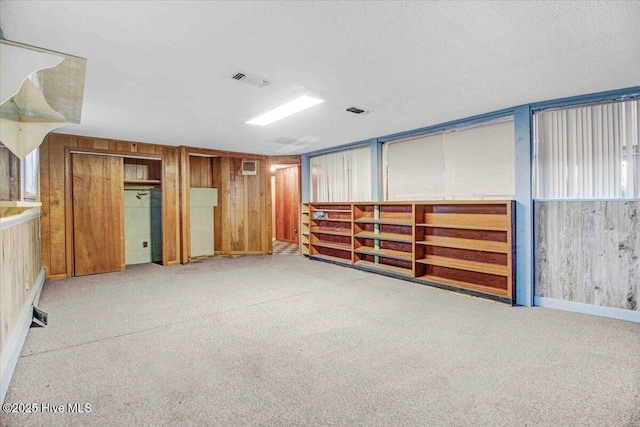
[386,133,444,200]
[443,120,515,199]
[385,119,515,201]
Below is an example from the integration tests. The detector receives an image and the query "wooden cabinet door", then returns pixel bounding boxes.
[275,166,300,243]
[72,153,125,276]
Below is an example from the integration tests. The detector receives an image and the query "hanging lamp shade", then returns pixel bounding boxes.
[0,39,86,159]
[0,78,67,159]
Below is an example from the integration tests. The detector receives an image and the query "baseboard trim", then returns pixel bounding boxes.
[534,296,640,323]
[0,268,46,404]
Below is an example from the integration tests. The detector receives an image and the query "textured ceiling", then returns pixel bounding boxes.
[1,1,639,155]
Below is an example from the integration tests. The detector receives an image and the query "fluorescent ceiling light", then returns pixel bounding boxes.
[246,95,324,126]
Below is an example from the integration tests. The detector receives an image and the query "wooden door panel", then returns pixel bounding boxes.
[275,166,300,243]
[72,154,124,276]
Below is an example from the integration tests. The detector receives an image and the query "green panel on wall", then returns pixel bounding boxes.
[124,189,162,265]
[190,188,216,257]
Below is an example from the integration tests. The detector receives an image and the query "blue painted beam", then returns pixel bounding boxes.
[376,107,515,143]
[301,153,310,203]
[302,139,371,158]
[370,138,383,201]
[529,86,640,111]
[514,105,533,306]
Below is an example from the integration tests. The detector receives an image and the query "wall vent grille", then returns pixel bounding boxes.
[241,160,258,175]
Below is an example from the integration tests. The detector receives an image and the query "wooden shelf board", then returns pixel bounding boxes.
[354,218,412,226]
[354,231,413,243]
[354,260,413,276]
[354,246,413,262]
[311,254,352,265]
[124,179,161,184]
[310,229,352,237]
[416,236,508,253]
[0,201,42,217]
[416,255,508,276]
[311,208,352,213]
[418,274,509,298]
[415,223,507,231]
[302,232,310,236]
[0,201,42,208]
[311,218,351,223]
[311,241,352,252]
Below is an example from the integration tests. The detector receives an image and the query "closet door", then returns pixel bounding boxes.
[72,153,125,276]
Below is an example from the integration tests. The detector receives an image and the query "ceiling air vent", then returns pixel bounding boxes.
[231,72,271,88]
[345,106,371,115]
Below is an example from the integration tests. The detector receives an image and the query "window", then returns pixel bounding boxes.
[533,99,639,199]
[23,148,39,201]
[310,146,371,202]
[0,143,39,202]
[383,118,515,200]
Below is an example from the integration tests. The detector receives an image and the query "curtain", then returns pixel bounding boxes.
[534,99,639,199]
[311,146,371,202]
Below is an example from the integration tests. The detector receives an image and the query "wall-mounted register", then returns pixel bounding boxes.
[241,160,258,175]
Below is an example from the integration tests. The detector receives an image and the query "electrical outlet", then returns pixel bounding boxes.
[143,242,148,248]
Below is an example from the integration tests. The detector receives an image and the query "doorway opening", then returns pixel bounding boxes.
[271,164,300,254]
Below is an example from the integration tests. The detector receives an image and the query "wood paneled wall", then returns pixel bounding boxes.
[0,145,20,201]
[189,156,214,188]
[535,201,639,311]
[181,149,271,260]
[217,157,270,254]
[40,134,181,279]
[0,217,41,351]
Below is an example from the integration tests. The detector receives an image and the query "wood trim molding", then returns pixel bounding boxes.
[179,146,190,264]
[183,146,268,160]
[64,146,73,278]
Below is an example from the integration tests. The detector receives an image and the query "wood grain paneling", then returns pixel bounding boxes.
[49,136,67,276]
[189,156,214,188]
[0,218,41,351]
[72,154,125,276]
[275,166,300,243]
[247,164,262,252]
[39,139,51,274]
[183,153,270,257]
[268,155,301,165]
[229,158,245,252]
[535,201,639,311]
[162,147,180,265]
[0,145,20,201]
[212,157,222,252]
[40,134,182,279]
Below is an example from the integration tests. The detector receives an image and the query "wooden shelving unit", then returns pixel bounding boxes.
[352,203,414,277]
[123,158,162,189]
[308,203,353,264]
[300,203,310,255]
[413,201,514,300]
[303,200,515,303]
